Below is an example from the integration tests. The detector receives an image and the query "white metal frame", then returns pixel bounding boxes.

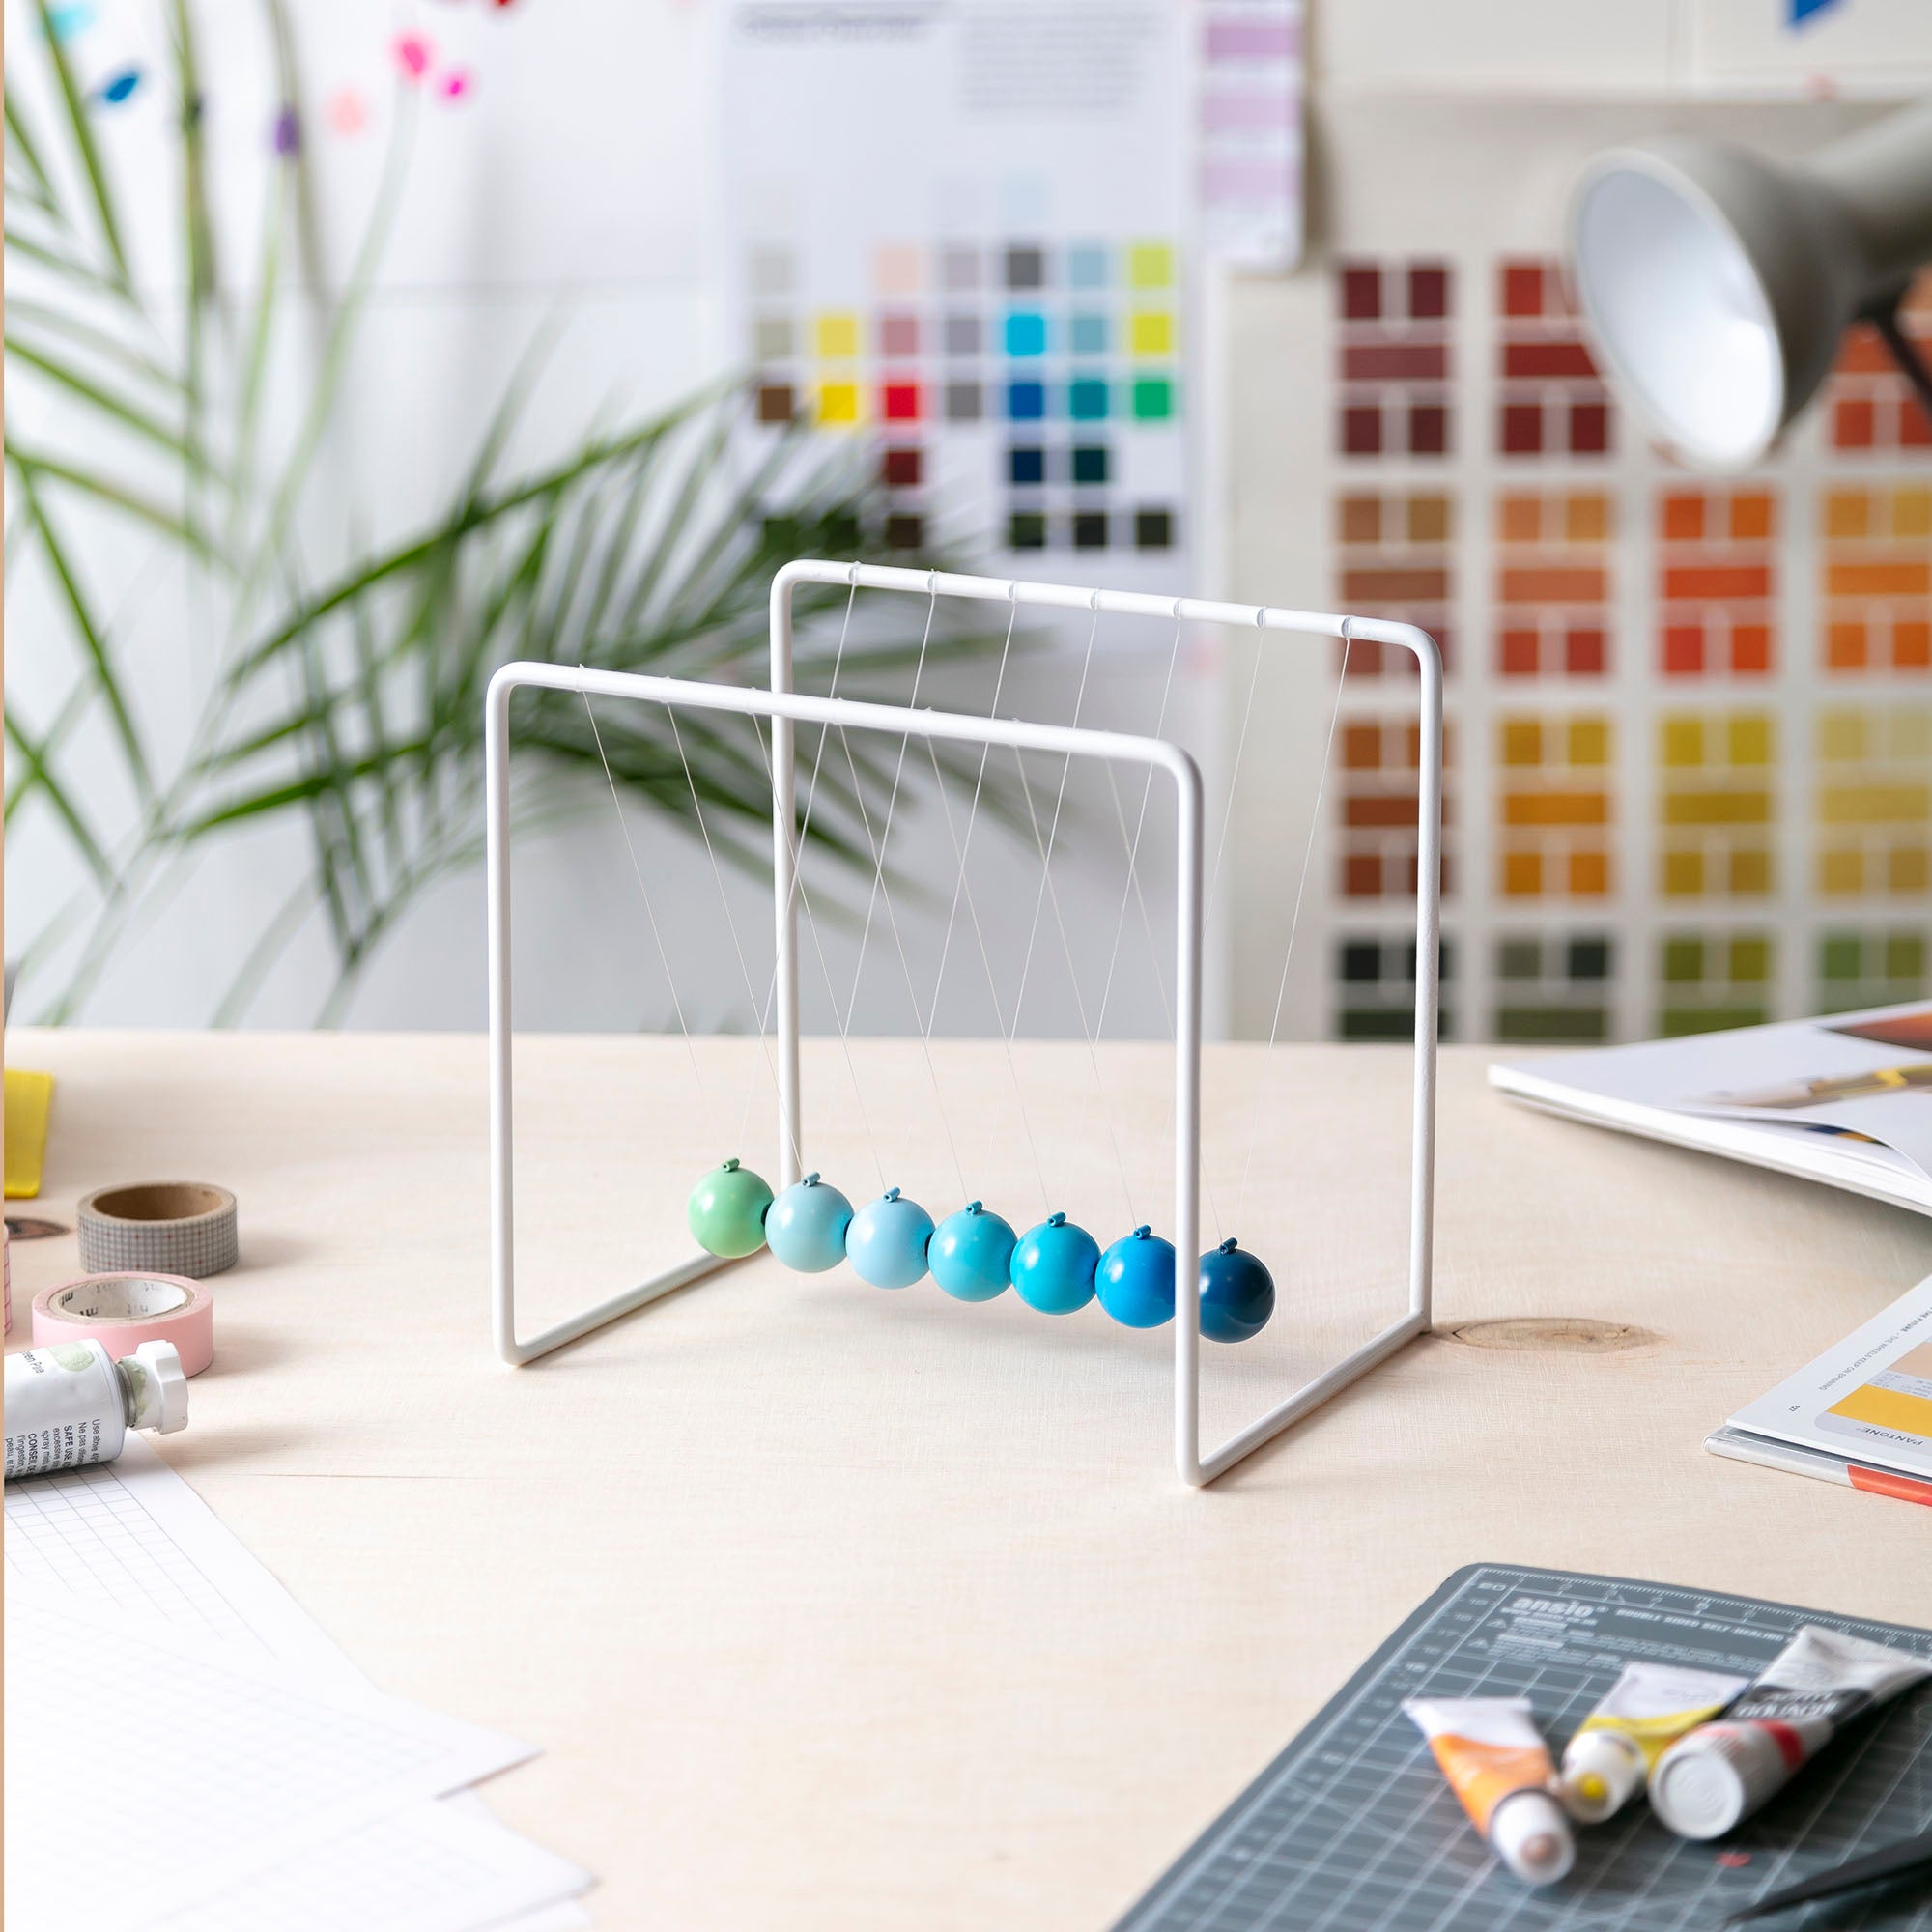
[486,560,1442,1487]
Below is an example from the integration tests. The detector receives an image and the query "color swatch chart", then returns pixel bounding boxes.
[721,0,1190,589]
[1313,241,1932,1049]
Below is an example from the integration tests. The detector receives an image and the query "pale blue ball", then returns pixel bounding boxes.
[1095,1225,1177,1328]
[927,1201,1017,1302]
[764,1173,854,1273]
[845,1187,934,1290]
[1199,1238,1275,1343]
[1010,1211,1099,1315]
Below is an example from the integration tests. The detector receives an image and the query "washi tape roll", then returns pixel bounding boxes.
[33,1273,215,1377]
[77,1181,238,1279]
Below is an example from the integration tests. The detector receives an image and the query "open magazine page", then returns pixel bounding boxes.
[1726,1273,1932,1483]
[1491,1001,1932,1209]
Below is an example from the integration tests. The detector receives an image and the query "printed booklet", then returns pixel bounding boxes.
[1708,1272,1932,1508]
[1489,1001,1932,1219]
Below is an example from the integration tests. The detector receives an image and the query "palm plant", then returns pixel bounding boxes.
[6,0,1001,1026]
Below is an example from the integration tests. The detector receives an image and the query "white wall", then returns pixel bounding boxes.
[11,0,1930,1037]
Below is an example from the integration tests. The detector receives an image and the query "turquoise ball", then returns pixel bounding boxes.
[1199,1238,1274,1343]
[1010,1211,1099,1315]
[845,1187,934,1290]
[1095,1225,1177,1328]
[765,1173,854,1273]
[928,1201,1017,1302]
[686,1158,773,1259]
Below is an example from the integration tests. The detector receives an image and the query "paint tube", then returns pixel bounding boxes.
[1651,1624,1932,1839]
[1556,1661,1750,1823]
[1404,1695,1575,1886]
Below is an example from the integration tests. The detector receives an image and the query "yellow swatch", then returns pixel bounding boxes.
[5,1067,54,1199]
[815,382,861,425]
[813,312,860,359]
[1829,1380,1932,1440]
[1128,310,1175,355]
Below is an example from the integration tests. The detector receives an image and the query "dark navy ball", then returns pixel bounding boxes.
[1198,1238,1274,1343]
[1095,1225,1176,1328]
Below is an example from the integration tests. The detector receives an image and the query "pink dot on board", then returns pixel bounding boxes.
[1715,1852,1752,1869]
[440,67,474,101]
[393,34,432,80]
[327,87,366,135]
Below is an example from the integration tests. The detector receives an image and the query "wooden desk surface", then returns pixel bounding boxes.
[10,1029,1932,1929]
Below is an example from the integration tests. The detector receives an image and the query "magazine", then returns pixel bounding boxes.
[1489,1001,1932,1219]
[1707,1273,1932,1508]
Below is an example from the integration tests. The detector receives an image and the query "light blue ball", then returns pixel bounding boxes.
[845,1187,934,1290]
[765,1173,854,1273]
[1096,1225,1177,1328]
[1010,1211,1099,1315]
[928,1201,1017,1302]
[1199,1238,1275,1343]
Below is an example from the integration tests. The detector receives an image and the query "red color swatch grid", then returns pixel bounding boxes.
[1335,261,1452,460]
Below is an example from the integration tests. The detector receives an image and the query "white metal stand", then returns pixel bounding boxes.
[486,561,1442,1487]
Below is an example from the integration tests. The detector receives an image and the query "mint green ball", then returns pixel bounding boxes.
[687,1158,773,1258]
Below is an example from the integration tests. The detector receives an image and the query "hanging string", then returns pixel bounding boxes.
[580,684,727,1151]
[1230,621,1354,1239]
[734,573,896,1194]
[830,579,973,1205]
[659,700,807,1179]
[913,584,1073,1216]
[1004,738,1143,1228]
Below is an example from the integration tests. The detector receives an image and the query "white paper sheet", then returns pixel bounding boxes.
[4,1586,534,1930]
[4,1439,593,1931]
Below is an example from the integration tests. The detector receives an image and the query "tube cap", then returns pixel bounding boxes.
[124,1341,189,1435]
[1490,1788,1576,1887]
[1650,1728,1773,1840]
[1558,1729,1645,1823]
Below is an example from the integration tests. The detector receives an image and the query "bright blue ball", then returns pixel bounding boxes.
[1010,1211,1099,1315]
[928,1201,1016,1302]
[765,1173,854,1273]
[845,1187,934,1290]
[1199,1238,1274,1343]
[1096,1225,1177,1328]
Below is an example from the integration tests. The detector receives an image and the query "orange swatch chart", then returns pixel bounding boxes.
[721,0,1189,586]
[1313,230,1931,1044]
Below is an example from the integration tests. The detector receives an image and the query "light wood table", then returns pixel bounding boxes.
[10,1029,1932,1929]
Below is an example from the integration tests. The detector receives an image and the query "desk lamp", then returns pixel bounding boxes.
[1568,101,1932,469]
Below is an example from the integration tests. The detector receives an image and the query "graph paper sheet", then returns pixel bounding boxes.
[1115,1564,1932,1932]
[4,1585,533,1927]
[3,1439,590,1932]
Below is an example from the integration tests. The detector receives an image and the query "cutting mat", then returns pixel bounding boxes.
[1116,1563,1932,1931]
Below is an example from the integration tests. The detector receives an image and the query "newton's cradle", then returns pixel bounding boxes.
[485,561,1443,1486]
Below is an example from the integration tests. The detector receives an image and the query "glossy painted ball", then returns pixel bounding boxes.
[764,1173,854,1273]
[844,1187,935,1290]
[1009,1211,1099,1315]
[1198,1237,1274,1343]
[1095,1225,1177,1329]
[927,1201,1017,1302]
[686,1158,773,1259]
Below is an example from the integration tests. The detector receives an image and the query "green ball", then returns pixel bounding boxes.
[687,1158,774,1258]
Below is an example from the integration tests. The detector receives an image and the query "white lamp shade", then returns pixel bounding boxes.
[1569,104,1932,470]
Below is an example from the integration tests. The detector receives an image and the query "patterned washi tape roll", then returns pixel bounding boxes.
[77,1182,238,1280]
[32,1272,215,1376]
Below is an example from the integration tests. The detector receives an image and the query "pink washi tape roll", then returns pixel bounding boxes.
[32,1273,214,1377]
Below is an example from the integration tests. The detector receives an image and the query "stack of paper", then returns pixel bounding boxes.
[3,1438,591,1931]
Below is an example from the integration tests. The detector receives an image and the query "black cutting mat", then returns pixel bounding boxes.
[1115,1564,1932,1932]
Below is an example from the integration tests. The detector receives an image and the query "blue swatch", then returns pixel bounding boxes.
[1007,380,1046,422]
[1068,377,1109,422]
[1004,310,1047,356]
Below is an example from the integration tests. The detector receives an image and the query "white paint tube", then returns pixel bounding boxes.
[1651,1624,1932,1839]
[4,1338,188,1478]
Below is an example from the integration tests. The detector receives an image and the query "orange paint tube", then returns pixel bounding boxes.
[1404,1696,1575,1887]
